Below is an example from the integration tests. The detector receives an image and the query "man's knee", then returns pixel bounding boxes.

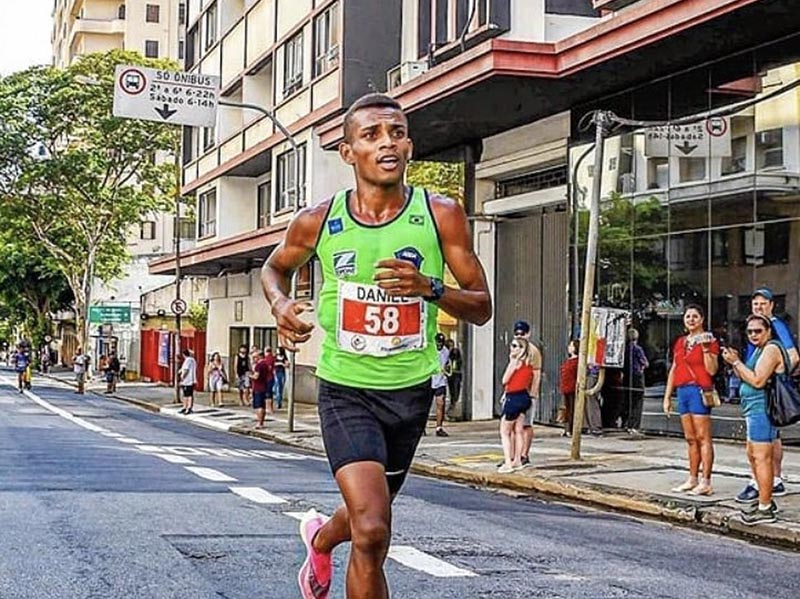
[350,515,391,555]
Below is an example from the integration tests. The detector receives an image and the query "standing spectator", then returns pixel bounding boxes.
[498,338,534,473]
[73,347,89,395]
[445,339,463,417]
[559,340,579,437]
[431,333,449,437]
[584,364,604,435]
[235,345,251,407]
[513,320,541,466]
[106,351,121,394]
[262,347,277,414]
[250,350,274,428]
[273,347,288,410]
[178,349,197,415]
[39,346,51,374]
[735,287,795,503]
[662,304,719,496]
[625,328,649,436]
[98,354,109,383]
[722,314,785,524]
[206,352,228,407]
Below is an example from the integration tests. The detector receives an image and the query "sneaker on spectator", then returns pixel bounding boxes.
[520,456,531,468]
[741,500,779,515]
[497,463,515,474]
[735,483,759,504]
[773,480,787,497]
[740,504,777,526]
[298,509,332,599]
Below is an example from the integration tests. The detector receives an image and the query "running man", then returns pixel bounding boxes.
[13,344,30,392]
[261,93,491,599]
[735,287,797,503]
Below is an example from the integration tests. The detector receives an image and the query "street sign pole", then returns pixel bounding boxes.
[173,141,183,404]
[571,111,610,461]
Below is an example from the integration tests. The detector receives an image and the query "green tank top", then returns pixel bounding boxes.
[314,187,444,389]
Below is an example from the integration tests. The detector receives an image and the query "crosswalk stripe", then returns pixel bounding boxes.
[230,486,288,504]
[117,437,143,444]
[184,466,237,482]
[154,453,195,465]
[387,546,477,578]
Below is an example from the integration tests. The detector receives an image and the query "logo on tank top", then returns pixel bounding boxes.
[333,250,357,277]
[394,246,424,270]
[328,217,344,235]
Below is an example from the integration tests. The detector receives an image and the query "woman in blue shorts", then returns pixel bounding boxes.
[722,314,785,525]
[663,304,719,496]
[497,339,533,473]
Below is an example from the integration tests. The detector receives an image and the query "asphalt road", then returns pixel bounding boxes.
[1,373,799,599]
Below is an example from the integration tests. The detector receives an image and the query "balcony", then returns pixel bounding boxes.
[593,0,643,10]
[69,17,126,46]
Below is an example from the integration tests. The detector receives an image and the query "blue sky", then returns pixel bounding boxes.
[0,1,53,75]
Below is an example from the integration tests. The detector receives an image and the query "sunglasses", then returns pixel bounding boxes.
[510,343,523,349]
[746,328,766,335]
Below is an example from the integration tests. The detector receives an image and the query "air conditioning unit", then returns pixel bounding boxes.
[386,60,428,91]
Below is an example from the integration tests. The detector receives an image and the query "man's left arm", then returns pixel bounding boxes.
[529,344,542,399]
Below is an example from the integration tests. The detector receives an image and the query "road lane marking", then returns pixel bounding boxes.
[101,432,123,437]
[230,487,288,504]
[283,511,314,521]
[184,466,237,482]
[387,546,477,578]
[117,437,144,444]
[155,453,195,465]
[135,445,164,453]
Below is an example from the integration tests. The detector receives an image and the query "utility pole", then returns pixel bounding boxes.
[173,140,183,404]
[571,111,610,460]
[218,100,301,432]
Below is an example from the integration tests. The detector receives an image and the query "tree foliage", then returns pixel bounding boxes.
[407,161,465,203]
[0,50,181,349]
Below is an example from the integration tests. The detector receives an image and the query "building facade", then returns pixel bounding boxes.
[52,0,191,374]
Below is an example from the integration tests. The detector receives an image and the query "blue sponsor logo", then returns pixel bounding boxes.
[394,246,424,270]
[328,218,344,235]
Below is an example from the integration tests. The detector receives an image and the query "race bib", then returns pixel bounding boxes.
[337,282,426,356]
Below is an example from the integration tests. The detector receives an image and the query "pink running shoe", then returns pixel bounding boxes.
[298,509,332,599]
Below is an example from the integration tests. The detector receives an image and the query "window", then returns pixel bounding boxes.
[140,221,156,240]
[186,26,197,68]
[678,157,706,183]
[495,165,567,198]
[178,40,185,60]
[198,190,217,238]
[179,2,186,25]
[146,4,160,23]
[257,181,271,228]
[118,3,126,19]
[647,158,668,189]
[178,217,196,240]
[296,261,314,299]
[202,126,215,151]
[276,144,307,212]
[144,40,159,58]
[253,327,278,353]
[756,128,783,169]
[743,222,790,266]
[418,0,431,58]
[204,2,218,51]
[313,2,339,77]
[283,32,304,97]
[722,136,747,175]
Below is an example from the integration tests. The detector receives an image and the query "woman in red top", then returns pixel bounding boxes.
[559,340,579,437]
[498,339,534,473]
[662,304,719,496]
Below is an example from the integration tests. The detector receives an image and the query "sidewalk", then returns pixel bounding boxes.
[44,369,800,549]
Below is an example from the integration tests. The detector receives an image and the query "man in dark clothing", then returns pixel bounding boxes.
[250,350,275,428]
[624,328,649,435]
[106,351,121,393]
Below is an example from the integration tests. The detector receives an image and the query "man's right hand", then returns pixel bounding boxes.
[273,297,315,352]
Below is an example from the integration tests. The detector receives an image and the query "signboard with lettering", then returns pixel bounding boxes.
[644,117,731,158]
[158,331,171,367]
[113,65,220,128]
[588,307,630,368]
[89,305,131,324]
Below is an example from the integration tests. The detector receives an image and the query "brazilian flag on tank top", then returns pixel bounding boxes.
[314,187,444,390]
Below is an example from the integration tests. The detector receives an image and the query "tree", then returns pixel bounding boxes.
[407,161,465,203]
[0,50,181,351]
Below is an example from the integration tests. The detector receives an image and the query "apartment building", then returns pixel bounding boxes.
[148,0,403,398]
[52,0,190,374]
[311,0,800,437]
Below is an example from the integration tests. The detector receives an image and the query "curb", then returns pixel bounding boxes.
[93,388,800,551]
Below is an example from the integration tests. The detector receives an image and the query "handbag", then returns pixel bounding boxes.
[684,340,721,408]
[766,342,800,427]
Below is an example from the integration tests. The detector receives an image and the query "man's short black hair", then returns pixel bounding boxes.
[343,93,404,142]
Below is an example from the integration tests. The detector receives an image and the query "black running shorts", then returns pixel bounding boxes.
[317,378,433,495]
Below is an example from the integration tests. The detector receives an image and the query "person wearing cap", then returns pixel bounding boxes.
[734,287,797,504]
[431,332,450,437]
[513,320,542,466]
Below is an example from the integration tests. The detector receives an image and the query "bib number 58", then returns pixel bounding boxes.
[364,305,400,335]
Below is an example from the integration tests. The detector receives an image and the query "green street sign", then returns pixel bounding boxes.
[89,305,131,324]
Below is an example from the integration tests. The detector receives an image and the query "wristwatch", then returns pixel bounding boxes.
[424,277,445,302]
